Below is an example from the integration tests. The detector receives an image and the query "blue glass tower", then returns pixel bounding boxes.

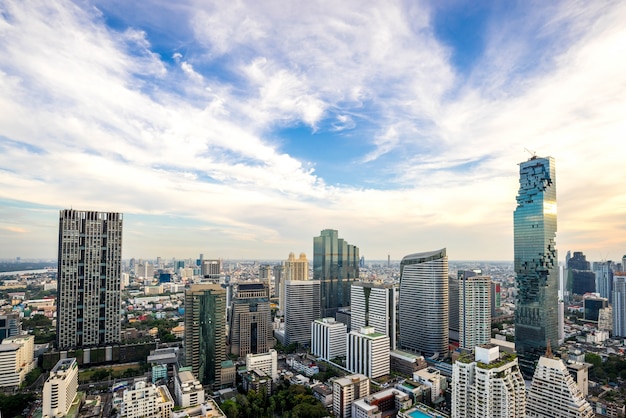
[514,156,558,377]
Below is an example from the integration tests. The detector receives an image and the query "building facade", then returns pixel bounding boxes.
[398,249,448,358]
[57,209,123,349]
[280,252,309,311]
[314,229,360,318]
[184,284,227,387]
[346,326,390,379]
[229,282,273,356]
[451,345,525,418]
[613,274,626,337]
[311,318,347,361]
[333,374,370,418]
[458,271,491,350]
[284,280,321,346]
[120,380,174,418]
[245,349,278,381]
[351,282,397,349]
[174,370,205,408]
[526,354,593,418]
[43,358,78,418]
[514,156,559,376]
[0,334,35,387]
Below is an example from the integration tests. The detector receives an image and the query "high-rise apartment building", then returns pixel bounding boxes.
[346,326,390,379]
[449,275,460,343]
[514,156,558,376]
[184,284,227,387]
[284,280,321,346]
[452,345,525,418]
[398,249,448,358]
[613,273,626,337]
[57,209,122,350]
[526,354,593,418]
[229,282,273,356]
[458,271,491,350]
[43,358,78,418]
[595,261,614,302]
[280,252,309,311]
[332,374,370,418]
[313,229,359,318]
[350,282,397,349]
[311,318,347,361]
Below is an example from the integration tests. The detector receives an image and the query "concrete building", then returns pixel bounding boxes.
[0,334,35,387]
[451,345,525,418]
[245,349,278,381]
[174,370,205,408]
[414,367,446,404]
[526,354,593,418]
[352,388,411,418]
[311,317,347,361]
[398,249,448,358]
[0,312,21,340]
[201,259,221,281]
[333,374,370,418]
[57,209,123,349]
[284,280,321,346]
[229,282,273,356]
[184,284,227,388]
[613,273,626,337]
[281,252,309,311]
[458,271,491,350]
[120,379,174,418]
[389,350,427,377]
[43,358,78,418]
[351,282,397,349]
[346,326,390,379]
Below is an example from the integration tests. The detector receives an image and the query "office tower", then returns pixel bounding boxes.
[567,251,595,295]
[459,271,491,350]
[281,252,309,311]
[201,259,221,280]
[43,358,78,418]
[452,345,525,418]
[273,264,283,300]
[245,349,278,381]
[491,281,501,317]
[314,229,360,318]
[284,280,321,346]
[229,282,273,356]
[594,261,614,302]
[0,334,35,387]
[259,264,272,280]
[311,318,347,361]
[598,305,613,332]
[526,353,593,418]
[351,282,397,349]
[613,274,626,337]
[514,156,558,376]
[135,262,154,279]
[332,374,370,418]
[449,275,460,343]
[398,249,448,358]
[346,326,390,379]
[184,284,227,387]
[0,313,21,340]
[583,295,608,322]
[57,209,122,350]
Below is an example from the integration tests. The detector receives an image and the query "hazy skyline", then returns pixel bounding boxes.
[1,1,625,261]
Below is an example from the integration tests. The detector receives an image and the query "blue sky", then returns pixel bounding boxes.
[1,0,625,261]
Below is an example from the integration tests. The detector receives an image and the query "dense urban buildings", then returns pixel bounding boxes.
[56,209,123,350]
[526,353,593,417]
[229,282,273,356]
[513,156,559,376]
[313,229,360,318]
[43,358,78,418]
[184,284,227,388]
[350,282,397,349]
[283,279,321,346]
[458,271,491,350]
[398,248,448,358]
[451,345,525,418]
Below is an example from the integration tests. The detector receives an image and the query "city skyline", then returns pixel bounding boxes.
[1,1,626,261]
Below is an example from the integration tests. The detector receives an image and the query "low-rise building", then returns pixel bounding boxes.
[175,370,205,408]
[0,334,35,387]
[245,349,278,381]
[119,379,174,418]
[352,388,411,418]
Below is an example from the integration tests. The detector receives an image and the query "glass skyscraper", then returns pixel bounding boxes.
[398,248,448,358]
[514,156,558,377]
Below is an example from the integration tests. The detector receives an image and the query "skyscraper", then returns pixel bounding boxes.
[229,282,273,356]
[346,326,390,379]
[458,271,491,350]
[398,249,448,358]
[184,284,227,387]
[350,282,397,349]
[57,209,122,350]
[514,156,558,376]
[284,280,321,346]
[280,252,309,311]
[313,229,360,318]
[613,273,626,337]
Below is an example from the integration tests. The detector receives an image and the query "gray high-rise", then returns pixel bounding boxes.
[313,229,359,318]
[514,156,558,376]
[57,210,123,350]
[398,249,448,358]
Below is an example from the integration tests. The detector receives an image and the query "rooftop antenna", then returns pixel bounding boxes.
[524,148,538,160]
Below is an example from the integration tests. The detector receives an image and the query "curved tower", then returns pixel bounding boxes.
[398,248,448,358]
[514,156,558,377]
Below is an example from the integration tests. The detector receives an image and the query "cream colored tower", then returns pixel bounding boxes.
[280,252,309,311]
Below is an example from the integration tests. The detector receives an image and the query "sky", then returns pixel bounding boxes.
[1,0,625,262]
